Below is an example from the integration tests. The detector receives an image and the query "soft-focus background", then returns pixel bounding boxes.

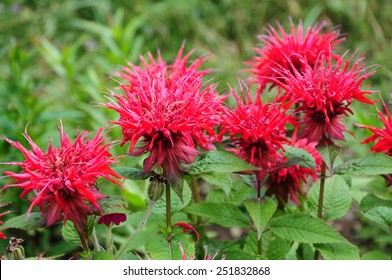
[1,0,391,258]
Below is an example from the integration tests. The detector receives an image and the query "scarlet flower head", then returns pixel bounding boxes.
[106,46,224,184]
[360,102,392,186]
[360,102,392,156]
[248,20,343,88]
[220,87,295,192]
[274,53,376,142]
[266,137,322,207]
[2,126,120,240]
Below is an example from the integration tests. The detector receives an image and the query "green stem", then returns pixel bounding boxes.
[92,226,101,252]
[76,229,89,252]
[257,237,262,256]
[190,176,201,204]
[317,161,327,219]
[190,176,202,225]
[166,182,172,235]
[116,200,156,259]
[105,224,114,255]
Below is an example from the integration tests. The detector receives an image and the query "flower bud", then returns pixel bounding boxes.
[7,237,25,260]
[148,176,165,201]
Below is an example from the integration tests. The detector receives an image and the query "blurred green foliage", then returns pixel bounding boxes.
[1,0,392,258]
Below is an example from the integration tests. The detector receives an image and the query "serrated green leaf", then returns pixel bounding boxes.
[92,251,116,260]
[154,181,191,215]
[308,175,352,221]
[270,213,348,244]
[200,172,232,196]
[363,206,392,230]
[244,231,291,260]
[62,217,95,247]
[244,198,277,240]
[145,232,195,260]
[0,212,46,231]
[334,153,392,176]
[283,145,316,169]
[360,193,392,212]
[113,167,154,180]
[183,203,249,228]
[98,196,128,215]
[316,141,341,172]
[314,243,360,260]
[185,151,259,175]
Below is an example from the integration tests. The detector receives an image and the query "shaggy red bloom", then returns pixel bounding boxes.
[274,54,376,142]
[360,102,392,186]
[266,138,322,207]
[220,87,295,197]
[248,20,343,88]
[2,126,120,243]
[361,102,392,155]
[106,46,224,184]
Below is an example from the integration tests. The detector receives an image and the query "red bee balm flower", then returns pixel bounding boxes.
[220,88,295,197]
[266,138,322,207]
[3,127,120,242]
[248,20,343,88]
[360,103,392,186]
[106,46,224,184]
[274,54,376,142]
[361,103,392,156]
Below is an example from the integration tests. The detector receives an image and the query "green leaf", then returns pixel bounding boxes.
[244,197,278,240]
[244,231,292,260]
[0,212,46,231]
[296,243,315,260]
[145,232,195,260]
[360,193,392,212]
[183,203,249,228]
[154,181,191,215]
[92,251,116,260]
[314,243,360,260]
[308,175,352,221]
[316,141,341,172]
[199,172,232,196]
[62,217,95,247]
[98,196,128,215]
[283,145,316,169]
[170,177,184,202]
[270,213,348,244]
[113,167,154,180]
[185,151,259,175]
[363,207,392,230]
[361,251,391,260]
[334,153,392,176]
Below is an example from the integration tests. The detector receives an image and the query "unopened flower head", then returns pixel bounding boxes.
[2,126,120,239]
[220,87,295,189]
[273,53,376,142]
[248,20,343,88]
[106,46,224,184]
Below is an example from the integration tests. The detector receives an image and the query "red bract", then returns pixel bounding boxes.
[274,54,376,142]
[220,87,295,196]
[248,20,343,88]
[2,126,120,241]
[266,138,321,207]
[106,46,224,184]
